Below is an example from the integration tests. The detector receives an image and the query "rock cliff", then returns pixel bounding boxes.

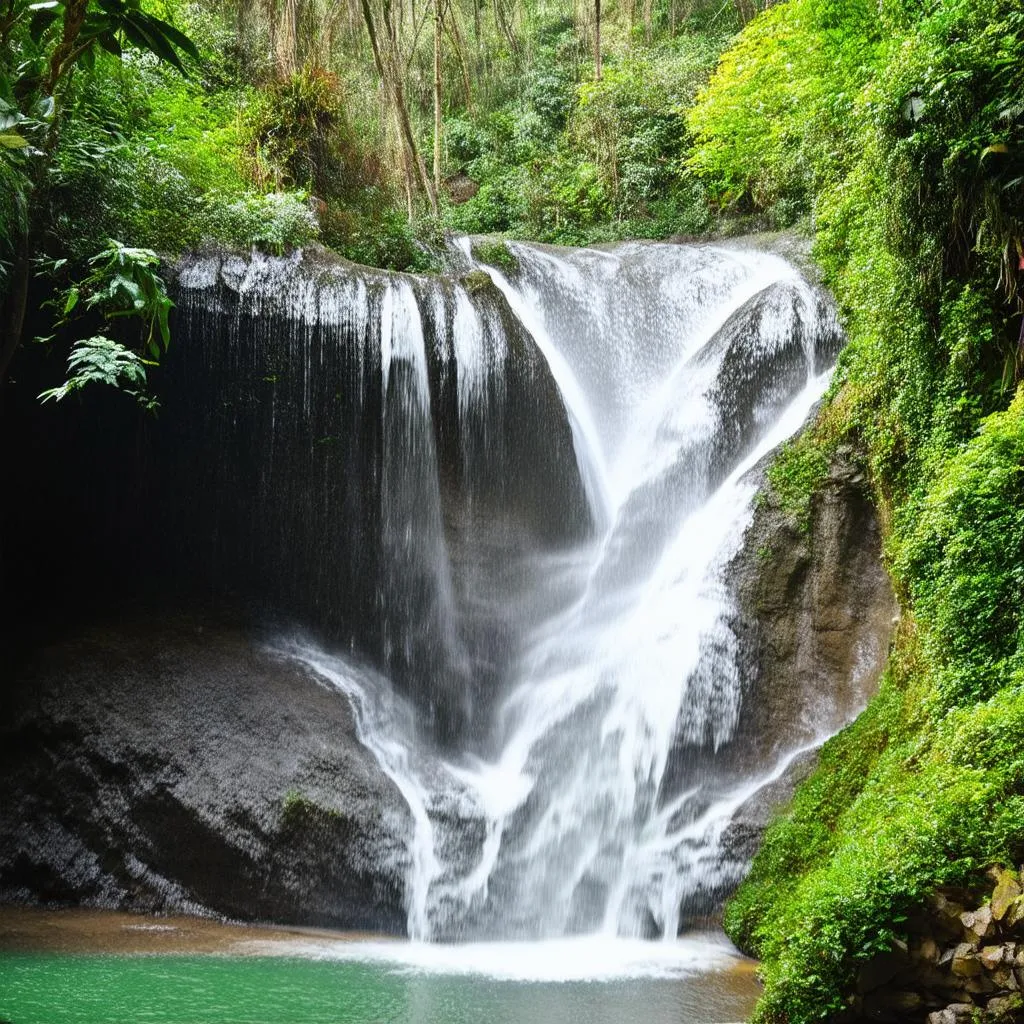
[0,613,410,932]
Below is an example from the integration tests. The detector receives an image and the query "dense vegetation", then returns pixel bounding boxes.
[0,0,753,397]
[4,0,1024,1019]
[686,0,1024,1020]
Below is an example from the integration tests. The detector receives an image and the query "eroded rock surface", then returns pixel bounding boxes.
[0,614,411,932]
[721,443,898,853]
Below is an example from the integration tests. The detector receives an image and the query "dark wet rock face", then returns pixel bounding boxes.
[165,252,590,745]
[715,444,897,864]
[0,615,410,931]
[733,445,895,762]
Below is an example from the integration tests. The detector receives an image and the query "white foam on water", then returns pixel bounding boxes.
[237,934,746,981]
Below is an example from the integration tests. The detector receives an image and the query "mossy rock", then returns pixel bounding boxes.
[470,239,519,274]
[280,789,342,831]
[460,269,496,296]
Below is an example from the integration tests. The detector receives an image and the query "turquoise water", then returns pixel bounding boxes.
[0,951,759,1024]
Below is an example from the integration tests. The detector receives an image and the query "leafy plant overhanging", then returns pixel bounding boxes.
[687,0,1024,1020]
[0,0,196,385]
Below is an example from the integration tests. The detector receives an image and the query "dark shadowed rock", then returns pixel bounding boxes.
[0,614,411,931]
[726,444,897,780]
[719,748,819,862]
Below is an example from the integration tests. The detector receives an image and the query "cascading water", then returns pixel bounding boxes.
[173,238,848,946]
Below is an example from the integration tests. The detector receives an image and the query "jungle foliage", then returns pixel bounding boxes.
[687,0,1024,1020]
[0,0,763,394]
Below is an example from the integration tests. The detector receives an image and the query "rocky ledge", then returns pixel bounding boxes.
[0,613,411,932]
[849,867,1024,1023]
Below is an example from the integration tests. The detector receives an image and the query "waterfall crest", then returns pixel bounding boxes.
[173,239,844,941]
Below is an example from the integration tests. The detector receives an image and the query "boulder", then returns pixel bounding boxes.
[987,992,1024,1017]
[962,906,995,943]
[982,946,1009,971]
[931,893,969,940]
[989,868,1022,922]
[928,1004,980,1024]
[952,944,983,977]
[0,614,412,931]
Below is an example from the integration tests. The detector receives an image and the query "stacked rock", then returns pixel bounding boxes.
[848,867,1024,1023]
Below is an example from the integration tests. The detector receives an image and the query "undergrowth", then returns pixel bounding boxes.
[689,0,1024,1020]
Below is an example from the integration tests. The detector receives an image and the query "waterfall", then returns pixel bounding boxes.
[172,238,843,943]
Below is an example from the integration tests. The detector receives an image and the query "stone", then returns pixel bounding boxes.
[962,905,995,942]
[1005,896,1024,930]
[952,1005,981,1020]
[933,897,970,942]
[914,935,942,964]
[715,435,896,824]
[991,870,1023,922]
[953,943,983,977]
[964,976,998,995]
[991,966,1019,990]
[0,616,413,931]
[987,992,1024,1017]
[931,1004,978,1024]
[981,945,1007,970]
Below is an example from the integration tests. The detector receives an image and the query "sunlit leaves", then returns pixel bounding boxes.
[38,335,154,405]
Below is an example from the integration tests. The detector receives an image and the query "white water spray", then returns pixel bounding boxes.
[265,239,852,943]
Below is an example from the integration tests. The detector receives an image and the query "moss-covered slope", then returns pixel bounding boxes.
[688,0,1024,1020]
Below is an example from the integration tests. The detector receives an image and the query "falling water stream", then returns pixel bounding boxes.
[215,238,847,948]
[0,238,863,1024]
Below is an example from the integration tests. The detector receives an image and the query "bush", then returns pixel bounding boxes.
[207,191,320,254]
[689,1,1024,1020]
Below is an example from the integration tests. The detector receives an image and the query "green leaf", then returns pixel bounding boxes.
[0,132,28,148]
[152,17,200,60]
[63,286,79,316]
[96,32,122,56]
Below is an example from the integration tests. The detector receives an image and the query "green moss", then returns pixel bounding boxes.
[691,0,1024,1020]
[765,390,853,532]
[461,269,495,295]
[471,239,519,274]
[280,789,341,830]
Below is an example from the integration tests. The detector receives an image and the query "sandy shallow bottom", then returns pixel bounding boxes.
[0,905,383,955]
[0,907,761,1024]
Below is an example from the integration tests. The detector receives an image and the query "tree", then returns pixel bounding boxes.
[0,0,198,384]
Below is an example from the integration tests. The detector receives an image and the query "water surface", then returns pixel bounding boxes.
[0,909,759,1024]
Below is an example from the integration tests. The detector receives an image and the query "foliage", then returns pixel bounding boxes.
[471,238,518,273]
[38,240,171,407]
[207,190,320,255]
[38,335,155,406]
[690,0,1024,1020]
[687,0,881,218]
[321,203,443,273]
[443,33,725,244]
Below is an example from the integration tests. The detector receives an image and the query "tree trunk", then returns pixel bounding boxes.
[444,5,473,108]
[594,0,601,80]
[360,0,437,214]
[0,228,30,385]
[433,0,442,201]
